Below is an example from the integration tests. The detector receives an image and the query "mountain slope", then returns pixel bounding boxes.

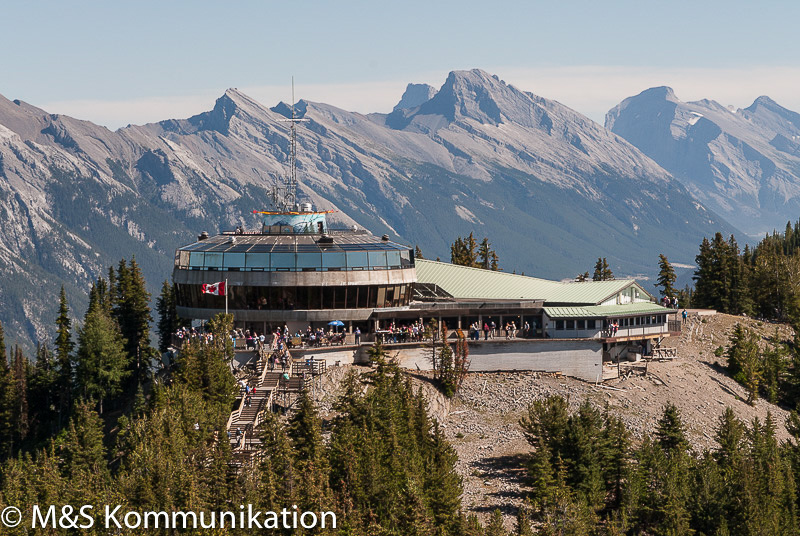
[606,87,800,235]
[0,70,734,348]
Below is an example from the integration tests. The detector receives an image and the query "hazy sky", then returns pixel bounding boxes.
[3,0,798,129]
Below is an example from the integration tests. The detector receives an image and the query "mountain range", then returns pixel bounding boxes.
[607,87,800,236]
[0,69,763,348]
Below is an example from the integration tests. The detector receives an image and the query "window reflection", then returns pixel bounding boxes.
[175,283,412,310]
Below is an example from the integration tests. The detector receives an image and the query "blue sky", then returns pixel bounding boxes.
[3,0,798,129]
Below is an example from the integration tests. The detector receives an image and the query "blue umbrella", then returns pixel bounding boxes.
[328,320,344,327]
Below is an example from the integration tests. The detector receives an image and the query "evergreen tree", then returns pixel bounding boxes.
[113,258,154,385]
[657,254,677,298]
[29,343,58,441]
[514,501,535,536]
[484,509,506,536]
[0,323,14,459]
[478,238,492,270]
[655,402,690,455]
[762,330,786,404]
[11,346,29,450]
[75,307,130,414]
[288,389,330,511]
[425,422,462,531]
[450,233,498,270]
[592,258,614,281]
[62,399,108,479]
[575,272,589,282]
[490,251,500,271]
[725,324,762,404]
[415,244,424,260]
[54,286,74,427]
[156,280,180,353]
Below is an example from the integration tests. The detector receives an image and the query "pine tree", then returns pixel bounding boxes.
[657,254,677,298]
[575,272,589,282]
[156,280,180,353]
[114,258,153,385]
[484,509,506,536]
[11,346,29,450]
[593,258,604,281]
[725,324,762,403]
[76,307,130,414]
[62,399,108,478]
[514,501,535,536]
[414,245,424,260]
[592,258,614,281]
[29,343,58,441]
[655,402,689,455]
[0,322,14,459]
[54,286,74,427]
[288,389,330,511]
[479,238,492,270]
[693,237,715,309]
[425,422,462,530]
[490,251,500,271]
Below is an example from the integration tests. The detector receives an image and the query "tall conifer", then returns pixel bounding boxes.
[54,286,74,426]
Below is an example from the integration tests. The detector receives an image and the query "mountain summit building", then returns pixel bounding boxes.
[172,208,678,381]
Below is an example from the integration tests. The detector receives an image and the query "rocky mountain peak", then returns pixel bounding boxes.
[392,83,436,112]
[604,86,680,132]
[417,69,507,124]
[746,95,779,112]
[270,100,308,119]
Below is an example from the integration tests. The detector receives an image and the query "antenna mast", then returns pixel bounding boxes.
[270,77,307,212]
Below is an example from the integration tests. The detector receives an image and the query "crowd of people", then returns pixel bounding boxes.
[467,320,532,341]
[173,326,215,344]
[661,295,679,308]
[375,321,426,343]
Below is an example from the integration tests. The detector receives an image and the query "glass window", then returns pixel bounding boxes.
[386,251,401,268]
[245,252,269,269]
[576,319,585,330]
[555,320,564,330]
[376,286,386,307]
[204,252,222,268]
[271,253,295,270]
[297,252,321,269]
[566,320,574,330]
[322,251,346,269]
[346,251,368,270]
[189,252,205,267]
[333,287,346,309]
[357,286,369,308]
[368,251,387,269]
[308,287,321,309]
[224,252,245,268]
[345,286,357,308]
[400,249,412,268]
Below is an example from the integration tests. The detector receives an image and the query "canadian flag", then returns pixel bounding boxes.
[201,281,226,296]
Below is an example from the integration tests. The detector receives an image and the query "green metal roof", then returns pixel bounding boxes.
[543,303,672,318]
[415,259,648,305]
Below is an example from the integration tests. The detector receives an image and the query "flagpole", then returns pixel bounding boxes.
[225,278,228,316]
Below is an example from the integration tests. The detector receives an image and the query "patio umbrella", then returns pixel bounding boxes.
[328,320,344,332]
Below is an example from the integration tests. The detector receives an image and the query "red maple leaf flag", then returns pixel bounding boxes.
[201,281,226,296]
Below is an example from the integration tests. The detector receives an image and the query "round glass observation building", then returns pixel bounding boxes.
[172,208,417,332]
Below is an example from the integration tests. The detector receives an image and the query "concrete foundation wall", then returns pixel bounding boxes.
[365,340,603,382]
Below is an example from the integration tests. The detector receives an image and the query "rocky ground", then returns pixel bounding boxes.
[310,311,797,527]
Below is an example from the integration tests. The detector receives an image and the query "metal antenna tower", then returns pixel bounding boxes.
[270,77,307,212]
